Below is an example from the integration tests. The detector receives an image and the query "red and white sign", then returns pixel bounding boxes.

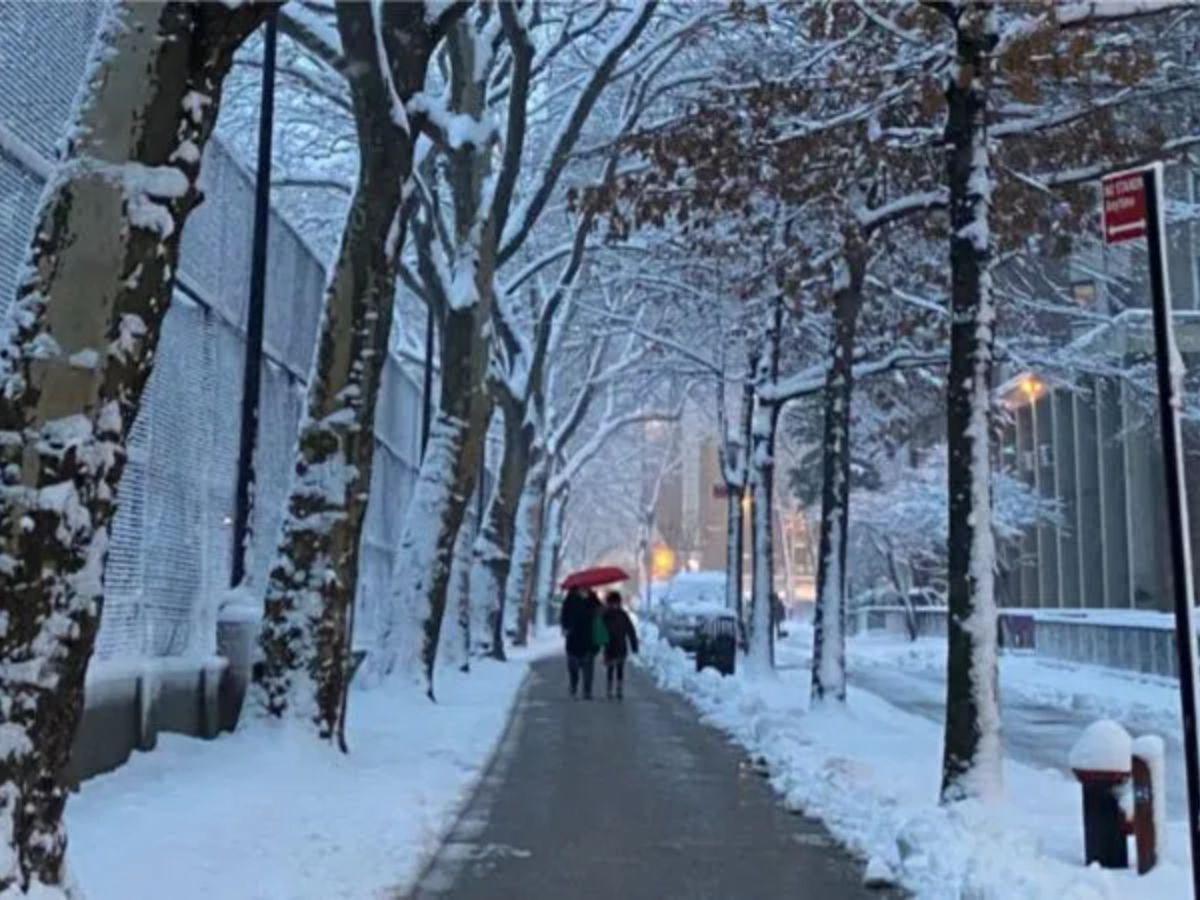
[1102,171,1148,245]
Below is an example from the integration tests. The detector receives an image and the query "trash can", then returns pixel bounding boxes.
[695,616,737,676]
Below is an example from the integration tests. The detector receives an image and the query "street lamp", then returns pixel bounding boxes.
[651,544,676,580]
[1019,373,1045,404]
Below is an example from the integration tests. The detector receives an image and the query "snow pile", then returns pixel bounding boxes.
[66,657,534,899]
[638,635,1192,899]
[1069,720,1132,773]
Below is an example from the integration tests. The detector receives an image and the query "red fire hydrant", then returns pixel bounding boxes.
[1069,720,1161,874]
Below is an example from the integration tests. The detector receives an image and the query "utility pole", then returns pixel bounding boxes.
[231,10,277,587]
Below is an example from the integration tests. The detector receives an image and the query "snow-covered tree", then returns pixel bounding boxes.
[0,3,271,893]
[256,2,463,745]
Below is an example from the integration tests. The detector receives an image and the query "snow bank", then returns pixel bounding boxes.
[66,655,535,899]
[638,635,1192,899]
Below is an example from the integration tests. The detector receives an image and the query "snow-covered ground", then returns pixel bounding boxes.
[66,646,551,900]
[639,626,1192,899]
[819,630,1189,818]
[835,631,1182,737]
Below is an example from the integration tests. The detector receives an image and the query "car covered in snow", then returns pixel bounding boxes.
[658,571,729,650]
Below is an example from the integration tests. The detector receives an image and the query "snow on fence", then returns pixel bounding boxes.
[0,2,421,664]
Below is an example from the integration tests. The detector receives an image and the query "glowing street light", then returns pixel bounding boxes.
[1019,373,1045,403]
[651,544,676,580]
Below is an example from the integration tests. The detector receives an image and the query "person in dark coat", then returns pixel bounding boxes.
[601,591,639,700]
[560,587,602,699]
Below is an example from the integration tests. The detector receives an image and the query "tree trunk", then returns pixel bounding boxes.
[747,409,778,675]
[811,260,864,704]
[511,456,548,645]
[257,3,442,743]
[0,4,267,893]
[725,487,744,617]
[384,18,497,700]
[533,489,566,631]
[474,402,531,661]
[723,372,754,622]
[747,299,783,676]
[940,4,1002,803]
[388,299,493,697]
[444,503,475,673]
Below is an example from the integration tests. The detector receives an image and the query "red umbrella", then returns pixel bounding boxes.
[560,566,629,590]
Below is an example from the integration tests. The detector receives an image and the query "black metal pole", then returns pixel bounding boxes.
[1144,163,1200,898]
[231,11,277,587]
[420,307,435,459]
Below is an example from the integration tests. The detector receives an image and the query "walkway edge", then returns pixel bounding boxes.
[401,662,536,896]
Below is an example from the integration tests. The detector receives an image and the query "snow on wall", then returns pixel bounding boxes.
[0,1,423,662]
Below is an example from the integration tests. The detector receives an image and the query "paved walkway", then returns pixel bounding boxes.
[409,659,884,900]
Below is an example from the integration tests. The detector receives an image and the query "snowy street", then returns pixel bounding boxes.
[411,659,879,900]
[778,634,1190,817]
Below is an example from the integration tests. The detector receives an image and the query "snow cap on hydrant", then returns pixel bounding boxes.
[1069,719,1132,774]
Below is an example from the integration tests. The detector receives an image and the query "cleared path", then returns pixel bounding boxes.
[409,658,887,900]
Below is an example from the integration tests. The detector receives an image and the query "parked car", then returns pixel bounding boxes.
[659,571,728,650]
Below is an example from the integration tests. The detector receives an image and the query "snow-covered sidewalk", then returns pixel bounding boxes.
[66,651,547,900]
[639,628,1192,899]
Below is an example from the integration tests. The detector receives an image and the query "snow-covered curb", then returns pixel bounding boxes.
[66,653,542,900]
[638,633,1190,899]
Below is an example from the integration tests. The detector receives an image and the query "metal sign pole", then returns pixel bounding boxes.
[1143,162,1200,897]
[231,10,278,587]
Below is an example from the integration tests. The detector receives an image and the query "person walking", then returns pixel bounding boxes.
[560,587,602,699]
[601,591,639,700]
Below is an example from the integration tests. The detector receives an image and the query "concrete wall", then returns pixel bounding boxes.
[65,618,257,785]
[1035,617,1178,678]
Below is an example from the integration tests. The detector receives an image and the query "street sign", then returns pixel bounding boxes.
[1101,171,1148,244]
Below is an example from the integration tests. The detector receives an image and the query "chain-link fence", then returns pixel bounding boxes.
[0,1,421,662]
